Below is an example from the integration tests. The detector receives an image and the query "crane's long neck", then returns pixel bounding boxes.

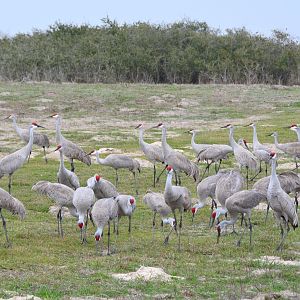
[229,127,238,149]
[161,127,170,158]
[191,132,198,149]
[95,151,106,165]
[25,126,34,156]
[59,150,65,168]
[295,128,300,142]
[272,134,281,150]
[252,126,260,147]
[218,215,238,229]
[165,172,174,195]
[55,116,62,144]
[270,158,280,188]
[12,117,24,139]
[138,128,148,151]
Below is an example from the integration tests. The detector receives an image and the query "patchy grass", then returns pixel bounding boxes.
[0,82,300,299]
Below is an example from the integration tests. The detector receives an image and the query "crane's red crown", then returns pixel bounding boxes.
[211,211,216,219]
[270,151,276,157]
[166,166,173,171]
[191,207,196,214]
[95,234,101,241]
[95,174,101,182]
[130,198,135,205]
[78,222,84,229]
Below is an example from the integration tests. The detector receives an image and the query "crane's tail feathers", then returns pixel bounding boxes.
[0,194,26,219]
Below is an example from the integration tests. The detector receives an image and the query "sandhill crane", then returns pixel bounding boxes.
[115,194,136,234]
[191,170,230,224]
[0,122,44,194]
[72,186,95,243]
[32,181,77,237]
[135,124,165,187]
[221,124,257,189]
[211,169,244,226]
[87,174,119,200]
[54,145,80,190]
[90,150,140,194]
[270,132,300,170]
[50,113,91,172]
[188,129,209,156]
[216,189,267,246]
[143,191,175,234]
[267,152,298,251]
[246,123,272,178]
[91,197,119,255]
[0,187,26,247]
[164,166,192,250]
[153,123,199,185]
[5,114,50,163]
[253,171,300,221]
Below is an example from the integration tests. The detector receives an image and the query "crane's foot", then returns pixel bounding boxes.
[163,236,169,245]
[4,241,12,248]
[236,240,241,247]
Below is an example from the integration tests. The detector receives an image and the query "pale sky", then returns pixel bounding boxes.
[1,0,299,40]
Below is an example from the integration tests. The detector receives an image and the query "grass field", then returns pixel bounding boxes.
[0,82,299,299]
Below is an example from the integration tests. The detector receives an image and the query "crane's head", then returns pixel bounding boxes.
[94,228,102,241]
[4,114,16,120]
[151,122,164,129]
[95,174,101,182]
[221,124,233,129]
[269,132,278,138]
[269,151,277,160]
[166,165,173,173]
[31,121,45,128]
[78,221,84,229]
[187,129,195,135]
[289,124,298,131]
[135,123,143,129]
[88,150,97,156]
[54,144,62,152]
[245,122,255,128]
[49,113,59,119]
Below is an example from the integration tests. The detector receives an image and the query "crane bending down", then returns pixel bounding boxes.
[6,114,50,163]
[143,191,175,233]
[136,124,165,187]
[164,166,192,250]
[72,186,95,243]
[211,169,244,226]
[0,187,26,247]
[50,113,91,172]
[0,122,44,194]
[55,145,80,190]
[87,174,119,199]
[191,170,230,224]
[267,152,298,251]
[246,123,272,179]
[216,189,267,246]
[32,181,77,237]
[91,197,119,255]
[153,123,199,185]
[90,150,141,194]
[221,124,257,189]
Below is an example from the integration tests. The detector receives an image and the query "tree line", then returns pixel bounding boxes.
[0,18,299,85]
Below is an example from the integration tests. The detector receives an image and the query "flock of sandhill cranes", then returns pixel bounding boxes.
[0,113,299,253]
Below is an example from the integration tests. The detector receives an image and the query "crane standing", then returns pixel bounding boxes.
[50,113,91,172]
[267,152,298,251]
[135,124,165,187]
[55,145,80,190]
[0,187,26,247]
[0,122,44,194]
[32,181,77,237]
[5,114,50,163]
[87,174,119,199]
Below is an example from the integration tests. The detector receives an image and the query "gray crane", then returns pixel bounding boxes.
[211,169,244,226]
[164,165,192,250]
[90,150,140,194]
[0,187,26,247]
[5,114,50,163]
[153,123,199,185]
[32,181,77,237]
[216,189,267,246]
[267,152,298,251]
[50,113,91,172]
[135,123,165,187]
[143,191,175,234]
[87,174,119,199]
[253,170,300,222]
[188,129,209,156]
[0,122,44,194]
[72,186,95,243]
[246,123,272,178]
[270,132,300,170]
[91,197,119,255]
[221,124,257,189]
[192,169,230,224]
[54,145,80,190]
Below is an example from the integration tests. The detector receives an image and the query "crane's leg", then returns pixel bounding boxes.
[112,217,118,254]
[248,217,253,246]
[178,211,183,251]
[153,164,156,187]
[107,221,111,255]
[57,209,63,238]
[276,222,288,251]
[246,167,249,189]
[133,171,138,195]
[27,151,31,163]
[115,169,119,187]
[200,161,213,181]
[116,216,120,235]
[216,160,222,173]
[265,162,268,176]
[164,212,176,245]
[295,193,298,211]
[43,147,48,164]
[156,165,167,184]
[152,212,157,241]
[8,174,12,195]
[236,221,247,247]
[0,209,11,247]
[128,215,132,233]
[265,203,270,224]
[70,159,75,172]
[250,162,262,181]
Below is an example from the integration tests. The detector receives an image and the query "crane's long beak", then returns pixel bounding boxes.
[3,116,10,120]
[36,124,45,128]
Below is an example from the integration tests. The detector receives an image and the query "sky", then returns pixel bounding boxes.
[1,0,299,40]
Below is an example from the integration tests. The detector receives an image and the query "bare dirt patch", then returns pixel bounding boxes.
[256,256,300,267]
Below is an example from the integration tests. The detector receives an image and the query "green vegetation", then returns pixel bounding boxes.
[0,19,299,85]
[0,83,299,299]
